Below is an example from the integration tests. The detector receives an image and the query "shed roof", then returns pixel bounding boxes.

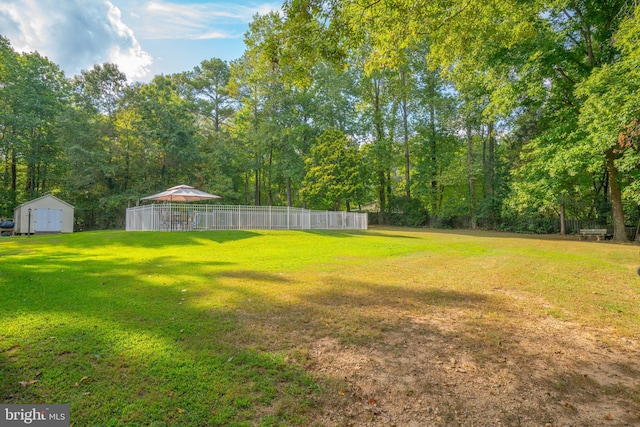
[15,194,75,209]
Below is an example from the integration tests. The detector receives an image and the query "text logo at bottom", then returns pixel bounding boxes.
[0,405,69,427]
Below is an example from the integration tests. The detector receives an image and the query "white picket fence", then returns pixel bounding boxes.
[126,204,368,231]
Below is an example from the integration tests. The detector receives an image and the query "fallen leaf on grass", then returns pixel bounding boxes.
[75,376,88,387]
[177,408,185,414]
[19,380,38,387]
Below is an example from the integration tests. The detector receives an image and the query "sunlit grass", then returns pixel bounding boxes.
[1,228,639,425]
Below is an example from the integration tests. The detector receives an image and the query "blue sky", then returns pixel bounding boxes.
[0,0,281,82]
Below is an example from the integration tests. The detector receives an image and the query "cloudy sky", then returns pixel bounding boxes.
[0,0,281,81]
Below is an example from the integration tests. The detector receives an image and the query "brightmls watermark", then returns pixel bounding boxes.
[0,405,69,427]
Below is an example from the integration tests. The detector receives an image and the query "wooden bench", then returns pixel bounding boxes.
[579,229,608,241]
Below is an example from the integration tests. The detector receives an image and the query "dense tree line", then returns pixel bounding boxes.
[1,1,639,240]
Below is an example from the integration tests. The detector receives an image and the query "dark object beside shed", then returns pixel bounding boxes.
[0,220,14,236]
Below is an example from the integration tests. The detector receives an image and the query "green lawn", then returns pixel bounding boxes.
[1,228,639,425]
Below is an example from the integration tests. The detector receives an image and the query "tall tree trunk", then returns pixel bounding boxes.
[267,142,273,206]
[11,151,17,192]
[487,122,495,225]
[488,123,495,197]
[40,163,46,193]
[372,75,386,224]
[124,138,131,191]
[559,199,566,235]
[252,91,260,206]
[429,77,437,214]
[214,98,220,133]
[401,94,410,199]
[467,122,477,229]
[244,172,250,204]
[254,169,260,206]
[3,153,8,188]
[635,206,640,243]
[160,155,167,188]
[286,177,292,207]
[482,126,487,174]
[605,147,628,242]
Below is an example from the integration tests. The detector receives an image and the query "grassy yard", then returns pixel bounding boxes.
[1,228,639,426]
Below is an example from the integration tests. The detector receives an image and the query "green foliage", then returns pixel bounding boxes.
[497,215,561,234]
[0,38,69,216]
[182,58,234,132]
[577,4,640,206]
[386,196,429,227]
[1,2,639,234]
[301,128,367,210]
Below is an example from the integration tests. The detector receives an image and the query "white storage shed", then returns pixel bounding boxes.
[14,194,74,235]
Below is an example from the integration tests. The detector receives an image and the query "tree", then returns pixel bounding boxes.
[283,0,636,237]
[301,128,367,210]
[0,40,69,213]
[577,4,640,240]
[0,36,20,215]
[176,60,242,203]
[182,58,234,133]
[230,12,322,207]
[128,76,199,189]
[61,63,134,229]
[508,0,632,240]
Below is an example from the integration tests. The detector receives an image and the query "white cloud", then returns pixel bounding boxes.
[104,2,153,80]
[0,0,153,81]
[194,31,239,40]
[138,0,281,40]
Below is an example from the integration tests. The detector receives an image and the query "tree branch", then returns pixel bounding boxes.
[553,66,576,85]
[434,1,471,32]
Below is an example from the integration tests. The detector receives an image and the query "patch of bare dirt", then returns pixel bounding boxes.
[300,306,640,426]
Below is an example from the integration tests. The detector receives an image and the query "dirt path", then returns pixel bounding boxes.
[303,306,640,426]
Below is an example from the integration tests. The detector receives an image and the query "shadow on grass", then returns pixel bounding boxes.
[378,225,578,242]
[217,270,293,284]
[2,232,639,426]
[120,230,264,247]
[300,229,419,239]
[0,251,316,426]
[209,274,640,425]
[28,229,263,250]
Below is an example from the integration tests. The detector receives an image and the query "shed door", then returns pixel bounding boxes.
[34,208,63,232]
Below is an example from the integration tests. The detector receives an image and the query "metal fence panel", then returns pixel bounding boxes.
[126,204,368,231]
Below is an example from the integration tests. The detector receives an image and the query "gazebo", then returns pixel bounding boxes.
[126,185,368,232]
[137,185,221,231]
[141,184,221,204]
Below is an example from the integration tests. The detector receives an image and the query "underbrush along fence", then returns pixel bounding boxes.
[126,204,368,231]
